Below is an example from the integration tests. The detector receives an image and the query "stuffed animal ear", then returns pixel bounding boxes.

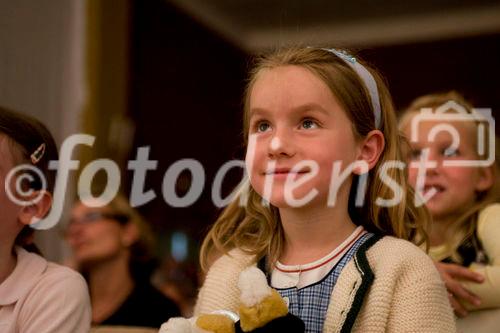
[238,267,273,307]
[196,313,235,333]
[236,267,305,332]
[238,289,288,331]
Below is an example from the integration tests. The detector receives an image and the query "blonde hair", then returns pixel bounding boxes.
[399,91,499,262]
[200,47,429,271]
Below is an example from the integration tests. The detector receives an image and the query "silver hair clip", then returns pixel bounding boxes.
[322,48,382,129]
[31,143,46,164]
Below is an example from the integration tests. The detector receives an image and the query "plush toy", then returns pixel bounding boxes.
[159,267,305,333]
[159,313,236,333]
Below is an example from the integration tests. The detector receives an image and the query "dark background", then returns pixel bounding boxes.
[126,0,500,259]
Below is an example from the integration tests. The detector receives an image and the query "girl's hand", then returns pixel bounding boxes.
[434,262,484,317]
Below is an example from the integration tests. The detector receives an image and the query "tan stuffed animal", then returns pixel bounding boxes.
[159,267,304,333]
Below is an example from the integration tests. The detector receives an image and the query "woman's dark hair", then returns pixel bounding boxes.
[77,191,158,283]
[106,194,157,282]
[0,106,59,251]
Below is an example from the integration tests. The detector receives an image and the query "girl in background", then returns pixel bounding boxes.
[400,91,500,318]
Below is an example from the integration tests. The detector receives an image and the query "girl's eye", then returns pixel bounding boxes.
[301,119,318,130]
[443,147,459,158]
[409,149,422,160]
[256,121,271,133]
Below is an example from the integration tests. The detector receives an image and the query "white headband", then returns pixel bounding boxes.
[323,48,382,129]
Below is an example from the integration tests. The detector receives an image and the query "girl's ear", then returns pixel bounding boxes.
[18,191,53,226]
[354,130,385,174]
[475,166,495,192]
[122,221,140,247]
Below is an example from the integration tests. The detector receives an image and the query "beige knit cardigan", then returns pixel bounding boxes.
[195,236,456,332]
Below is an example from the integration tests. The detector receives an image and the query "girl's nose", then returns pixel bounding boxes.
[423,149,443,175]
[268,128,296,158]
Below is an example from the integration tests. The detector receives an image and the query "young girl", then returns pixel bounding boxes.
[400,92,500,319]
[195,47,455,332]
[0,107,91,332]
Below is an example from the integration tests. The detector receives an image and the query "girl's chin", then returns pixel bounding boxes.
[77,255,113,268]
[426,204,455,219]
[253,186,327,209]
[266,196,323,209]
[74,248,109,262]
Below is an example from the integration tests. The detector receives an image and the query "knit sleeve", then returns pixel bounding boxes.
[462,204,500,310]
[386,249,456,332]
[194,249,255,315]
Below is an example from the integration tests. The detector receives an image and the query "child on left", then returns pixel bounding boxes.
[0,106,91,332]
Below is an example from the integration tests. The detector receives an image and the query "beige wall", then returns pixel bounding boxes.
[0,0,86,261]
[0,0,131,261]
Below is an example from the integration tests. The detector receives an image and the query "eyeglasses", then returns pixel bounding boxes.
[68,211,130,226]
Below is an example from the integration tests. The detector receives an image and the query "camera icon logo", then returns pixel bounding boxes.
[409,100,495,167]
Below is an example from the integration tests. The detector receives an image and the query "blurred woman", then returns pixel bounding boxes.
[66,194,180,328]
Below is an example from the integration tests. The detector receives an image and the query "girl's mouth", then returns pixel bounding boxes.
[264,168,310,175]
[423,184,445,197]
[263,168,310,180]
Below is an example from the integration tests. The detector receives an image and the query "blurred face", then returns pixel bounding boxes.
[404,117,493,221]
[246,65,361,208]
[66,202,129,265]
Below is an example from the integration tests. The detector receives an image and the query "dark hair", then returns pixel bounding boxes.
[104,193,157,282]
[76,191,158,283]
[0,106,59,250]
